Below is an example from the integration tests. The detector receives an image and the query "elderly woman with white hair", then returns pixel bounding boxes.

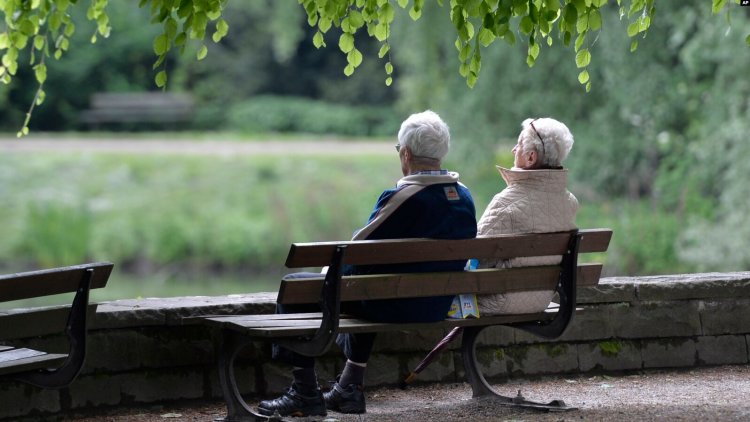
[258,110,477,418]
[476,117,578,315]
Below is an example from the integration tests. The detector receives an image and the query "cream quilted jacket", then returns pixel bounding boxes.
[476,166,578,315]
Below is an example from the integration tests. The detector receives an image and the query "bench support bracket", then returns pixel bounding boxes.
[14,268,94,388]
[461,325,576,411]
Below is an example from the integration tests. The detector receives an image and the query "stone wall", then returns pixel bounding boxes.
[1,272,749,420]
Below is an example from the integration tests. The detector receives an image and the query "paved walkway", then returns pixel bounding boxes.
[65,364,750,421]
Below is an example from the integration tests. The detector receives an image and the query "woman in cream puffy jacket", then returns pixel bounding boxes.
[476,117,578,315]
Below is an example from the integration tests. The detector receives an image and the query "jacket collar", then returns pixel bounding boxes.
[397,171,460,187]
[496,166,568,192]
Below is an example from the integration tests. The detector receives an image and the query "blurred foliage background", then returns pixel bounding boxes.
[1,0,748,302]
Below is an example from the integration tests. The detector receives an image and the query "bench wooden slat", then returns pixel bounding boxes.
[0,262,113,303]
[285,229,611,268]
[277,263,603,305]
[201,312,552,338]
[0,348,68,376]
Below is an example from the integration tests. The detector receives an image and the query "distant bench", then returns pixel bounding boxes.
[192,228,612,420]
[80,92,194,128]
[0,262,113,388]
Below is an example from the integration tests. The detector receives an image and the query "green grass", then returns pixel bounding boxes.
[0,136,700,307]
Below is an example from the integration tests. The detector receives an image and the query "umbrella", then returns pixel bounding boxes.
[399,326,464,389]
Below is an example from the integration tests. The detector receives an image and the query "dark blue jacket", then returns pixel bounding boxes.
[344,179,477,323]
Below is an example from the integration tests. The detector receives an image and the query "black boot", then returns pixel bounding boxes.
[323,380,366,414]
[257,382,326,417]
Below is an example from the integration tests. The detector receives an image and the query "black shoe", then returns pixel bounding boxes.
[323,381,366,414]
[257,383,327,417]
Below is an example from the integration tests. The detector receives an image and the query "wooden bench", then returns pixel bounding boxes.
[196,229,611,420]
[0,262,113,388]
[80,92,194,128]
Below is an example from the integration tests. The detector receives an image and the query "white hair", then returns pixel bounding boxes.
[520,117,574,168]
[397,110,450,162]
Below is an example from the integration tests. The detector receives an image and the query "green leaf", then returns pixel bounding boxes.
[478,27,495,47]
[529,42,540,59]
[348,11,365,29]
[630,39,638,52]
[153,34,169,55]
[578,69,589,84]
[197,44,208,60]
[627,22,639,37]
[155,70,167,87]
[385,61,394,74]
[520,16,534,35]
[385,76,393,86]
[378,43,390,58]
[711,0,727,15]
[374,22,388,41]
[398,0,408,7]
[0,33,8,49]
[576,13,588,34]
[347,48,363,67]
[339,33,355,53]
[746,34,750,46]
[33,35,45,50]
[34,63,46,83]
[380,2,395,23]
[344,63,355,76]
[459,44,471,61]
[575,48,591,68]
[313,31,326,48]
[589,10,602,31]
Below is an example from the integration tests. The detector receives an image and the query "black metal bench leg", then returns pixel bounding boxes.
[216,331,280,422]
[15,268,94,388]
[461,326,576,412]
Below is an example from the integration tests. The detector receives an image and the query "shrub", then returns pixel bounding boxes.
[226,96,400,137]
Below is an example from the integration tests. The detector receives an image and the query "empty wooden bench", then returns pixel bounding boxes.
[196,229,612,421]
[0,262,113,388]
[80,92,194,128]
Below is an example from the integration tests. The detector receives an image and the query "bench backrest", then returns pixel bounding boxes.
[0,262,113,303]
[278,229,611,305]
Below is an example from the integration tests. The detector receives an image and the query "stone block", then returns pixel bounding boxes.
[505,343,578,376]
[374,327,450,352]
[362,354,400,387]
[695,335,748,365]
[578,280,637,304]
[641,338,696,368]
[67,373,122,409]
[699,299,750,335]
[578,340,642,372]
[473,325,515,347]
[554,303,618,342]
[0,381,61,420]
[119,369,206,403]
[404,349,455,383]
[635,273,750,301]
[84,327,217,373]
[471,346,510,379]
[610,301,701,339]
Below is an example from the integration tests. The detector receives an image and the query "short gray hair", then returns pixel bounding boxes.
[520,117,574,168]
[397,110,450,162]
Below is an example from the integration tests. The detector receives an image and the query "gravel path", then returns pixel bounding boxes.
[0,138,392,156]
[65,364,750,421]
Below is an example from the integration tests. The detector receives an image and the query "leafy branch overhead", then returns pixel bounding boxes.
[1,0,747,136]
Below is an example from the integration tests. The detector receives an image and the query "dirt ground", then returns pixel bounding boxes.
[65,364,750,421]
